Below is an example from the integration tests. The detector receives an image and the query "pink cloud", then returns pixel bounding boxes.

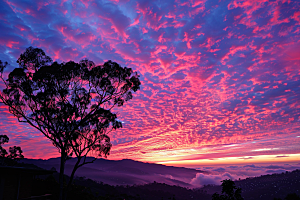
[0,0,300,167]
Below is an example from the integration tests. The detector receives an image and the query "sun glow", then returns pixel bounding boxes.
[157,154,300,167]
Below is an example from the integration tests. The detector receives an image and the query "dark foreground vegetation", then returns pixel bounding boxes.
[30,168,300,200]
[202,169,300,200]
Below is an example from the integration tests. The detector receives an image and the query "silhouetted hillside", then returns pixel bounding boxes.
[22,157,206,187]
[72,179,211,200]
[202,169,300,200]
[33,173,211,200]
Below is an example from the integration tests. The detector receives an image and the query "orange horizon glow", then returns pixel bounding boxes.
[155,154,300,167]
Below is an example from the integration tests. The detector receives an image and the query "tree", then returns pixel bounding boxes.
[0,134,24,165]
[285,193,300,200]
[212,179,244,200]
[0,47,141,200]
[273,193,300,200]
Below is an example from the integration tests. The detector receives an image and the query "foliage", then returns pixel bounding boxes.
[0,46,141,199]
[212,179,244,200]
[273,193,300,200]
[284,193,300,200]
[0,134,24,165]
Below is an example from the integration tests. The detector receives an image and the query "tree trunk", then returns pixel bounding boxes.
[64,157,81,200]
[59,151,66,200]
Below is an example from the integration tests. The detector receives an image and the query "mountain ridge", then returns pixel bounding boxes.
[21,157,206,187]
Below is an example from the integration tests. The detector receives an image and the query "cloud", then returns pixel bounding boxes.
[195,163,300,182]
[0,0,300,164]
[190,172,235,187]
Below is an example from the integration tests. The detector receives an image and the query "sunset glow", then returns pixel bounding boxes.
[0,0,300,167]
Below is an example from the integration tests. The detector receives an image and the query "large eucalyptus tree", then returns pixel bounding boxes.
[0,47,141,199]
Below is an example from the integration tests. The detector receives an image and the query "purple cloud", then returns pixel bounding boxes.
[0,0,299,166]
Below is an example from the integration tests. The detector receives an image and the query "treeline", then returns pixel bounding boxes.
[32,174,211,200]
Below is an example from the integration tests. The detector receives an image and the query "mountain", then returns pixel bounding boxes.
[21,157,206,187]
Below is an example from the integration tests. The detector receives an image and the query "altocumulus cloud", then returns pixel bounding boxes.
[0,0,300,163]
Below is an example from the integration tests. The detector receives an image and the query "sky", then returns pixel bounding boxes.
[0,0,299,168]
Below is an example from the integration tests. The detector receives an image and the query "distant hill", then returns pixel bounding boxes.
[21,157,206,187]
[201,169,300,200]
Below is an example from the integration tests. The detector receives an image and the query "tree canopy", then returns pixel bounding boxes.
[0,134,24,165]
[212,179,244,200]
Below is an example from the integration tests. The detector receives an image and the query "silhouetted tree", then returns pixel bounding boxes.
[0,47,141,200]
[285,193,300,200]
[275,193,300,200]
[0,134,24,165]
[212,179,244,200]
